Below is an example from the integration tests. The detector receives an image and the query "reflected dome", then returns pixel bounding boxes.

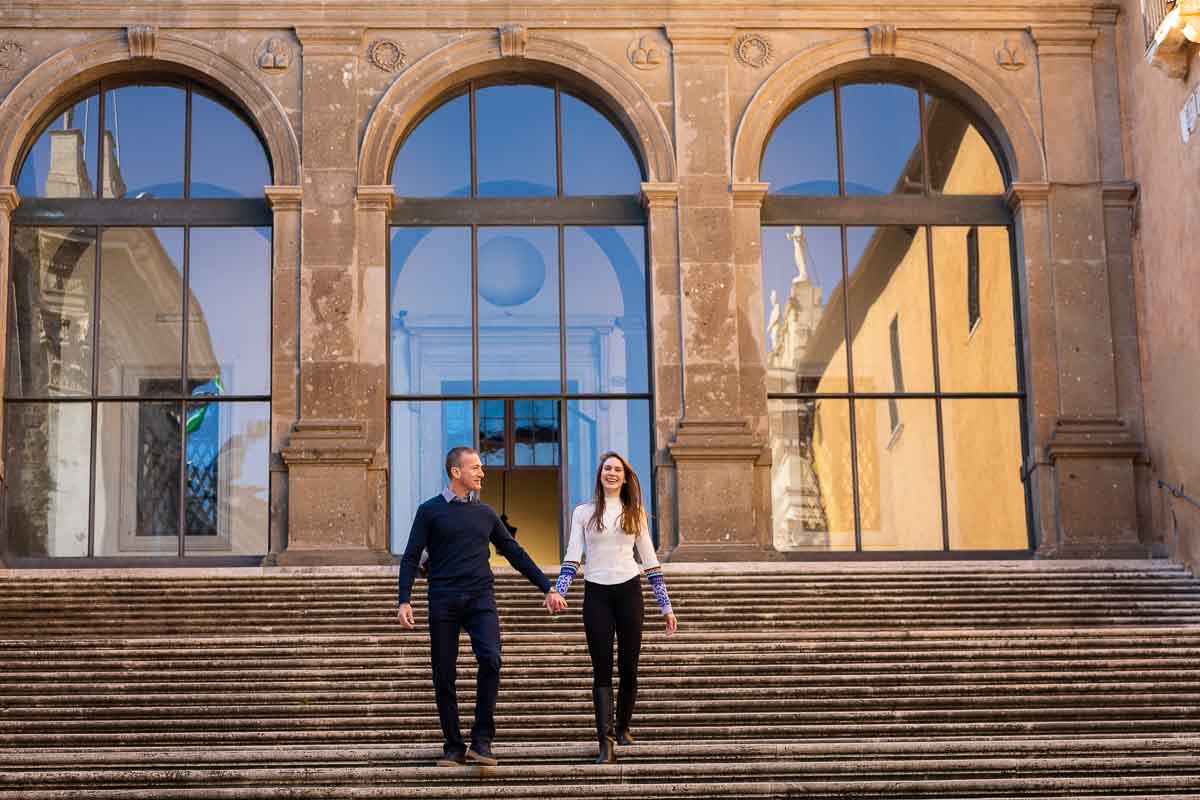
[478,235,546,306]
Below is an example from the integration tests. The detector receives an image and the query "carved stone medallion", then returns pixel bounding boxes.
[996,38,1026,70]
[0,40,27,74]
[628,34,665,70]
[734,33,772,69]
[368,38,405,72]
[255,36,293,74]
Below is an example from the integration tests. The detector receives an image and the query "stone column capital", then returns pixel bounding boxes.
[0,186,20,215]
[355,185,395,213]
[1005,181,1050,212]
[1102,180,1138,208]
[1030,26,1099,58]
[665,26,733,56]
[640,181,679,210]
[294,26,365,56]
[731,181,770,208]
[265,184,303,212]
[1044,417,1143,462]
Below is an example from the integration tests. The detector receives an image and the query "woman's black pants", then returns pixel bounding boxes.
[583,576,644,734]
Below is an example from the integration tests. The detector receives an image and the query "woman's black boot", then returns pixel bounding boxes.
[592,687,617,764]
[615,680,637,745]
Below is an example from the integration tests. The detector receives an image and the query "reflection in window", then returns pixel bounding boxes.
[16,95,100,199]
[102,85,185,198]
[761,79,1025,553]
[561,95,641,195]
[390,400,473,553]
[477,84,556,196]
[390,94,470,198]
[567,398,651,514]
[191,91,272,198]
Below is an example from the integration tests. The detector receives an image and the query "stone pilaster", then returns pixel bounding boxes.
[1026,26,1145,557]
[276,26,389,563]
[0,187,17,568]
[663,28,771,560]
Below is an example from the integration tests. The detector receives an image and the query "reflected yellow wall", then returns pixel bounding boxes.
[482,469,561,566]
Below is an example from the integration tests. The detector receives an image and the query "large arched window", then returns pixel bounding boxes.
[760,79,1028,554]
[5,79,273,563]
[387,79,652,564]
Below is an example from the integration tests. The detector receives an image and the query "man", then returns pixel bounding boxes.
[397,446,568,767]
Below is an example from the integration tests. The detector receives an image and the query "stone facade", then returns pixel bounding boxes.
[0,1,1165,564]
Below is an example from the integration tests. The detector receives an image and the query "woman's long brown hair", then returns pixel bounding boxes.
[587,451,645,536]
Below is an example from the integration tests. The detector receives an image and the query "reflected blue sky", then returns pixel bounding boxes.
[841,84,922,195]
[191,92,271,198]
[477,85,556,196]
[390,94,470,198]
[104,85,185,198]
[561,94,641,194]
[761,90,838,195]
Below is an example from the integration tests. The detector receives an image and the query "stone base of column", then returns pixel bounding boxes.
[1040,417,1148,558]
[666,418,780,562]
[275,419,392,565]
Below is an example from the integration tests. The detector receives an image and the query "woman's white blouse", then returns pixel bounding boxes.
[563,498,660,586]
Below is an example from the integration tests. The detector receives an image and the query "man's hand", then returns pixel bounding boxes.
[664,612,678,636]
[397,602,415,629]
[544,590,568,614]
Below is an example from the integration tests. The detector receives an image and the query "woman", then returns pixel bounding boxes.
[547,451,678,763]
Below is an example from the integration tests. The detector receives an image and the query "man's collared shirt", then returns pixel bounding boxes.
[441,488,479,504]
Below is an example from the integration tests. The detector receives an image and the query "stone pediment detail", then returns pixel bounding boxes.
[1147,0,1200,79]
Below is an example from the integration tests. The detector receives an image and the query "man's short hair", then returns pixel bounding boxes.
[445,446,479,479]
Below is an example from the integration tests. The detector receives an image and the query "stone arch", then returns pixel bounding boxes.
[732,33,1046,187]
[0,31,301,187]
[359,31,676,185]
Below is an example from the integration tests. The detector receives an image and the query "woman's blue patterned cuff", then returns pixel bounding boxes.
[554,562,579,596]
[646,568,672,615]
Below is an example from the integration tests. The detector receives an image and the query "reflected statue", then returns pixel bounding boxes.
[767,289,781,352]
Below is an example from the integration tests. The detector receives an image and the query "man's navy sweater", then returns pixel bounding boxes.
[397,495,551,604]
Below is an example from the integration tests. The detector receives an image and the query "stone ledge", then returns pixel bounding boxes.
[1044,417,1144,460]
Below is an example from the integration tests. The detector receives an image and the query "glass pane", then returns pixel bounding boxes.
[187,228,271,396]
[761,90,838,195]
[841,84,922,195]
[391,93,470,198]
[389,400,473,552]
[561,93,640,194]
[3,402,91,557]
[847,227,933,394]
[565,226,647,394]
[513,398,559,466]
[190,91,271,198]
[101,85,185,199]
[855,398,943,551]
[390,227,471,394]
[769,398,855,552]
[566,398,652,537]
[942,399,1027,550]
[926,94,1005,194]
[478,227,561,393]
[17,94,100,199]
[6,226,96,398]
[762,226,847,393]
[476,85,556,196]
[479,398,506,466]
[182,400,269,553]
[94,400,181,556]
[932,226,1018,392]
[97,228,184,397]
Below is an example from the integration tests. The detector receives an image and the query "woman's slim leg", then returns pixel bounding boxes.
[583,582,618,762]
[614,576,644,742]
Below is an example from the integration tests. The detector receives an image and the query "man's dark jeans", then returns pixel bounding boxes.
[428,589,501,754]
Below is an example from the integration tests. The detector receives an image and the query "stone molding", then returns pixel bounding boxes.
[731,181,770,208]
[1146,1,1200,80]
[666,26,733,57]
[126,25,157,60]
[281,420,374,466]
[265,184,303,212]
[867,24,898,57]
[359,30,676,185]
[668,418,763,463]
[640,181,679,209]
[1045,417,1144,461]
[0,186,19,215]
[355,184,396,213]
[1006,180,1051,212]
[1030,26,1099,58]
[499,24,529,58]
[0,31,302,187]
[731,32,1046,186]
[1101,180,1138,209]
[294,26,365,56]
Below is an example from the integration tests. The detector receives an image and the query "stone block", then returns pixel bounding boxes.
[301,267,356,362]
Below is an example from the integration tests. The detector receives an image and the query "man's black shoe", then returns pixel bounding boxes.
[466,744,498,766]
[436,750,468,767]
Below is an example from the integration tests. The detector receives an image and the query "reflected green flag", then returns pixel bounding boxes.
[185,376,224,434]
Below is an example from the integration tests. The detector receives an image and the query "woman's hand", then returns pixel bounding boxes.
[664,612,678,636]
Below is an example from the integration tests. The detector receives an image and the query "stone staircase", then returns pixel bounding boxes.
[1,561,1200,798]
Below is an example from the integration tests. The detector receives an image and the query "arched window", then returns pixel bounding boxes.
[760,79,1028,554]
[387,80,651,563]
[5,79,273,562]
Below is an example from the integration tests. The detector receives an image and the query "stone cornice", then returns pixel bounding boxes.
[1005,181,1050,212]
[1101,180,1138,208]
[0,3,1117,30]
[1031,26,1099,57]
[731,181,770,208]
[665,25,732,56]
[355,185,396,213]
[0,186,20,215]
[1045,417,1144,461]
[294,26,364,56]
[265,185,303,211]
[640,181,679,210]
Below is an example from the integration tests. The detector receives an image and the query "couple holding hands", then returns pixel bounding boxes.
[397,447,678,767]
